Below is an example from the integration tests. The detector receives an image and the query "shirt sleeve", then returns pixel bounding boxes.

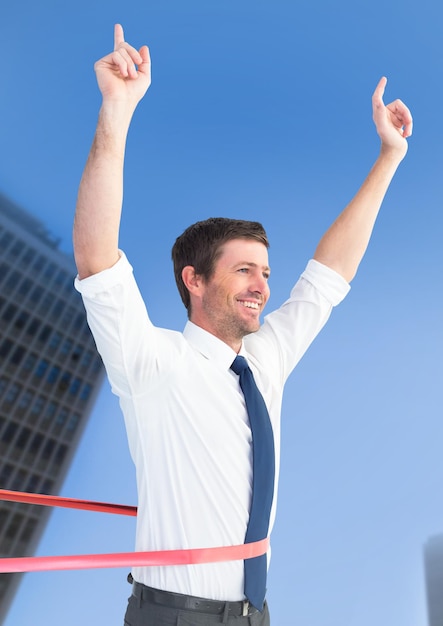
[74,250,134,299]
[299,259,350,306]
[245,259,350,385]
[74,251,182,398]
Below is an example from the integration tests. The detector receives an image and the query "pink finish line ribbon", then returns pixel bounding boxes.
[0,489,269,574]
[0,488,137,516]
[0,539,269,574]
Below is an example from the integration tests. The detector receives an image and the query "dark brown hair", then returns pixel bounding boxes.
[171,217,269,313]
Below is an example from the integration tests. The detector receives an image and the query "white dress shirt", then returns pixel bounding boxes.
[75,252,349,601]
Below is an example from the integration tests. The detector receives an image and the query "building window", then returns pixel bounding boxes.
[20,247,36,269]
[4,383,21,407]
[10,240,24,260]
[29,433,44,458]
[17,277,33,298]
[29,285,43,305]
[1,303,17,323]
[67,413,81,434]
[72,313,84,331]
[91,356,103,373]
[32,254,46,273]
[1,422,18,444]
[20,517,37,543]
[54,269,67,288]
[71,346,82,363]
[47,365,61,385]
[30,395,46,418]
[38,324,51,343]
[5,270,21,293]
[53,408,68,434]
[0,230,14,253]
[0,377,8,396]
[34,359,49,379]
[69,378,82,397]
[41,479,54,494]
[17,390,33,411]
[53,443,67,468]
[15,427,31,450]
[26,474,40,493]
[60,339,73,357]
[57,372,71,393]
[0,338,13,359]
[0,512,11,552]
[44,262,57,281]
[0,262,10,284]
[11,346,26,367]
[49,332,62,351]
[50,298,65,321]
[26,318,41,338]
[61,306,75,327]
[21,353,37,375]
[80,350,93,369]
[80,383,92,403]
[14,310,29,330]
[64,274,75,293]
[11,470,27,492]
[38,293,54,316]
[5,513,24,540]
[0,464,14,489]
[81,324,92,339]
[43,401,57,424]
[41,439,56,463]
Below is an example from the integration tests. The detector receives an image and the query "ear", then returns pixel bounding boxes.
[181,266,203,296]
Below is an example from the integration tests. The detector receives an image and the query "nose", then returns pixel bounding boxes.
[251,273,269,298]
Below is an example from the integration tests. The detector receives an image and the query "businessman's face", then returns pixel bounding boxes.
[191,238,271,350]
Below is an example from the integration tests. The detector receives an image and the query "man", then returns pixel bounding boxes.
[73,23,412,626]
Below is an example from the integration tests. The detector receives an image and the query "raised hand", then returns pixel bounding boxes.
[94,24,151,106]
[74,25,152,279]
[372,77,413,159]
[314,78,414,282]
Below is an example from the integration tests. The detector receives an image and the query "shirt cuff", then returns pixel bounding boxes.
[74,251,133,298]
[301,259,351,306]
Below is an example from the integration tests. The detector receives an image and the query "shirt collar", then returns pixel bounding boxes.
[183,321,247,370]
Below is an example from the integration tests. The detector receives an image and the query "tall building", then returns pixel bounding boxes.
[0,193,104,623]
[424,533,443,626]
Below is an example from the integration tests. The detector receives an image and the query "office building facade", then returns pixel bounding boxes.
[424,533,443,626]
[0,193,104,623]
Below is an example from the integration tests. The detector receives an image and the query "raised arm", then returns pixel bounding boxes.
[313,77,413,282]
[73,24,151,279]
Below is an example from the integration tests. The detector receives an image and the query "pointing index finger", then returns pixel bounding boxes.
[114,23,125,50]
[372,76,387,106]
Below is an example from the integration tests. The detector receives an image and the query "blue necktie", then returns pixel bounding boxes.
[231,355,275,611]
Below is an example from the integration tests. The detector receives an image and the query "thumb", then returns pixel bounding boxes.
[138,45,151,76]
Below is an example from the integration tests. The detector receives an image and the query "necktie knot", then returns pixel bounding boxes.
[231,355,248,375]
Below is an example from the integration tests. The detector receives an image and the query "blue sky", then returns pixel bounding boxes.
[1,1,442,624]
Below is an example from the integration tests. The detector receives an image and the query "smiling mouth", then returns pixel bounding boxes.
[238,300,260,310]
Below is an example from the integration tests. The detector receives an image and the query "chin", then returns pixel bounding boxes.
[243,322,260,335]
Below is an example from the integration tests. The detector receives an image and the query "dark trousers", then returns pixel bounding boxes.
[124,582,271,626]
